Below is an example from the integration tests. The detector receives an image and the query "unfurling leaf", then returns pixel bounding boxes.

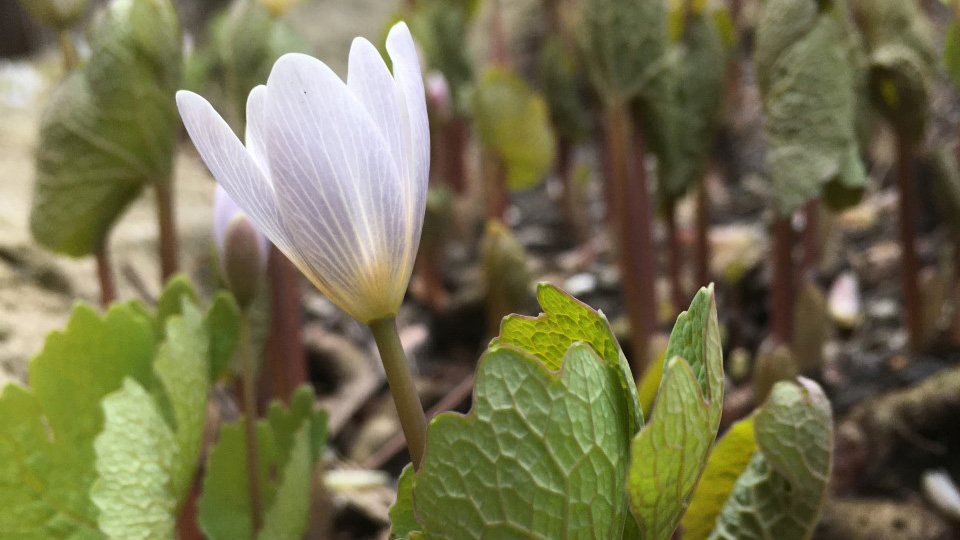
[481,219,532,333]
[581,0,667,103]
[198,386,327,540]
[30,0,182,257]
[473,68,557,190]
[626,286,724,540]
[755,0,866,215]
[396,284,642,539]
[707,379,833,540]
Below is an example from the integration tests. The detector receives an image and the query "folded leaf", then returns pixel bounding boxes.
[30,0,182,256]
[755,0,866,215]
[708,379,833,540]
[473,68,557,191]
[626,285,723,540]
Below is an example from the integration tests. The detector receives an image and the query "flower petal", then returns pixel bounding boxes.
[386,21,429,207]
[263,53,410,320]
[347,37,408,183]
[245,85,270,175]
[176,90,291,255]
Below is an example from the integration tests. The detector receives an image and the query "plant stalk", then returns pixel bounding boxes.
[240,311,263,532]
[154,180,178,282]
[605,101,656,372]
[95,245,116,307]
[557,137,590,245]
[771,215,794,346]
[695,173,711,288]
[895,133,922,352]
[58,30,77,71]
[801,198,820,280]
[265,247,308,403]
[369,316,428,469]
[483,151,509,220]
[665,199,686,313]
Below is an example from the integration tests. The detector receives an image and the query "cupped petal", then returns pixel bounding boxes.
[262,53,411,321]
[347,37,408,183]
[176,90,291,256]
[245,85,270,175]
[386,22,429,207]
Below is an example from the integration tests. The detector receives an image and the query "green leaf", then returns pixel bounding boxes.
[682,418,758,540]
[945,20,960,89]
[472,67,557,191]
[405,0,476,113]
[707,379,833,540]
[581,0,667,103]
[91,300,211,539]
[755,0,866,215]
[198,386,327,540]
[90,380,178,540]
[389,465,419,539]
[155,275,199,334]
[491,282,642,434]
[210,0,310,126]
[410,342,637,539]
[636,345,665,418]
[0,303,157,540]
[205,292,242,380]
[626,286,724,540]
[30,0,182,256]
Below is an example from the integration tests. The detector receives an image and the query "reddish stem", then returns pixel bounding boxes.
[265,246,308,404]
[605,101,656,373]
[695,173,711,288]
[771,215,794,346]
[665,200,686,312]
[155,181,178,283]
[447,115,469,194]
[801,198,820,280]
[557,137,589,244]
[95,244,116,307]
[490,0,507,67]
[484,152,509,220]
[895,133,922,352]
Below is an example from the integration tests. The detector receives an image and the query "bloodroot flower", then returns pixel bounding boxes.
[177,21,431,468]
[177,21,428,324]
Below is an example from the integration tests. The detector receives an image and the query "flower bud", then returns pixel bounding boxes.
[214,185,269,309]
[18,0,88,29]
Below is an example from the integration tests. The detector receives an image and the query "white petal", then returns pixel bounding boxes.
[347,37,408,183]
[386,22,429,208]
[176,90,291,256]
[245,85,270,175]
[262,53,410,320]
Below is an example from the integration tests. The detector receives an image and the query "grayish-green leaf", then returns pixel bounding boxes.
[30,0,182,256]
[755,0,866,215]
[708,379,833,540]
[389,465,419,539]
[626,286,723,540]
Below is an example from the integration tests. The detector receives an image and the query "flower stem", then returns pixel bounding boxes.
[95,244,116,307]
[695,171,711,288]
[240,311,264,532]
[155,180,178,282]
[265,247,308,403]
[665,199,686,313]
[771,215,794,346]
[368,316,428,469]
[895,132,922,352]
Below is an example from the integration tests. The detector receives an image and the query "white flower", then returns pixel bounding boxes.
[178,22,429,323]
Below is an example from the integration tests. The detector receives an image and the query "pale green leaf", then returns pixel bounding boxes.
[472,67,557,191]
[154,275,199,333]
[90,380,178,540]
[682,418,758,540]
[491,282,642,434]
[389,465,419,540]
[708,379,833,540]
[205,292,242,380]
[410,342,636,539]
[626,286,723,540]
[30,0,182,256]
[0,302,157,540]
[198,386,327,540]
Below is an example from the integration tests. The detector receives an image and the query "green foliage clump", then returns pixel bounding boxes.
[0,277,239,540]
[755,0,867,215]
[30,0,182,257]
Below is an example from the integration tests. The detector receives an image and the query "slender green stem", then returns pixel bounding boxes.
[240,312,263,532]
[369,316,428,469]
